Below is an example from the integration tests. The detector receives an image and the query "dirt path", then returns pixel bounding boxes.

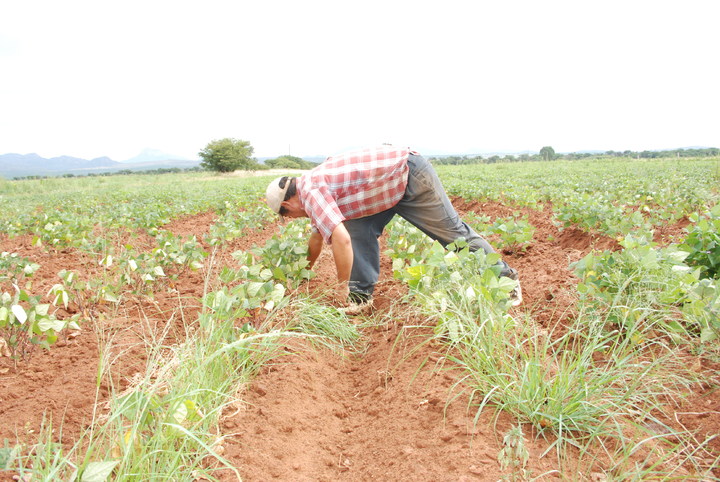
[216,202,592,481]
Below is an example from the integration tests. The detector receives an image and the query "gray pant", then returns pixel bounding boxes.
[344,153,514,298]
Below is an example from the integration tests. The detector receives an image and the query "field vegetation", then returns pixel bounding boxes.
[0,157,719,480]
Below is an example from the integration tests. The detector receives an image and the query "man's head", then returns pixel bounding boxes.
[265,176,305,218]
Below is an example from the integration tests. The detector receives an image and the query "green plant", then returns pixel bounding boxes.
[287,296,361,352]
[680,204,720,279]
[0,252,40,285]
[490,216,535,253]
[573,233,720,342]
[439,294,699,468]
[207,202,272,245]
[498,425,530,481]
[0,289,81,361]
[0,441,19,470]
[233,220,315,289]
[384,218,434,266]
[198,137,258,172]
[390,238,516,312]
[203,281,286,321]
[153,230,207,274]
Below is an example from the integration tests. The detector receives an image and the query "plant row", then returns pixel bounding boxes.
[384,217,718,478]
[438,158,719,238]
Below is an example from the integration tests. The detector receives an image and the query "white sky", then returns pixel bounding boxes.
[1,0,718,161]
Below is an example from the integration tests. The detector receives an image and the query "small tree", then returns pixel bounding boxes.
[199,138,258,172]
[539,146,556,161]
[264,155,316,170]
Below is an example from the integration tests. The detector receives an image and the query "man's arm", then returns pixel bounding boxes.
[330,223,353,298]
[307,231,323,269]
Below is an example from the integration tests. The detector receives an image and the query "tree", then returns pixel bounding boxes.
[264,155,317,170]
[198,138,258,172]
[539,146,556,161]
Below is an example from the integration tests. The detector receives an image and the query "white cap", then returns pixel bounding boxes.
[265,176,291,214]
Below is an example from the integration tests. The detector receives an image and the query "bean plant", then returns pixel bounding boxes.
[573,234,720,342]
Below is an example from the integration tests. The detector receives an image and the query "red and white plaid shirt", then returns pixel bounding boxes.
[297,146,412,243]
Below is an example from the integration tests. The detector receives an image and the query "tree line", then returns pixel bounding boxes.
[430,146,720,165]
[11,167,205,181]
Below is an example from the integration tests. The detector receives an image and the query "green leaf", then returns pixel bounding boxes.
[35,304,50,316]
[171,400,189,424]
[270,283,286,303]
[81,460,120,482]
[700,325,717,342]
[272,266,286,281]
[246,281,263,298]
[0,444,19,470]
[663,320,687,334]
[103,292,119,304]
[11,305,27,324]
[37,317,65,332]
[406,265,426,279]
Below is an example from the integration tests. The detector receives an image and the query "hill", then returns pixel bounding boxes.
[0,153,200,179]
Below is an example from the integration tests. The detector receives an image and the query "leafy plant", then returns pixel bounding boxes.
[0,289,81,361]
[490,216,535,253]
[680,204,720,279]
[387,229,517,317]
[203,281,286,320]
[0,441,19,470]
[207,202,272,245]
[233,220,315,289]
[498,425,530,481]
[383,218,435,274]
[153,230,207,274]
[0,252,40,284]
[573,234,719,342]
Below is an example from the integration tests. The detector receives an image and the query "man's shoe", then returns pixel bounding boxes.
[509,279,523,307]
[339,297,374,315]
[503,266,519,281]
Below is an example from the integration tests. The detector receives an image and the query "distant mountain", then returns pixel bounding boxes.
[0,152,199,179]
[123,148,191,163]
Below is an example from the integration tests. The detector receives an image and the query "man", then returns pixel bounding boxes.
[265,145,521,313]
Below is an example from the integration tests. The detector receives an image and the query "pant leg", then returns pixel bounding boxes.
[393,154,515,278]
[343,210,396,298]
[393,153,496,252]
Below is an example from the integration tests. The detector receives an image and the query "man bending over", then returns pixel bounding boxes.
[265,145,521,313]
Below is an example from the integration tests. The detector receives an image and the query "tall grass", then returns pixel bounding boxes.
[285,295,363,353]
[8,300,288,479]
[6,274,362,480]
[416,282,712,478]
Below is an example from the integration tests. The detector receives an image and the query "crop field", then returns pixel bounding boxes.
[0,157,719,481]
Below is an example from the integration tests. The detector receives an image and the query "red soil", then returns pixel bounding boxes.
[1,201,718,480]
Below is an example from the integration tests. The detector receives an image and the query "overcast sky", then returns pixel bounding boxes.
[1,1,718,161]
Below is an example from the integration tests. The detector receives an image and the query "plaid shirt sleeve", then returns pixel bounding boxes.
[304,185,345,243]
